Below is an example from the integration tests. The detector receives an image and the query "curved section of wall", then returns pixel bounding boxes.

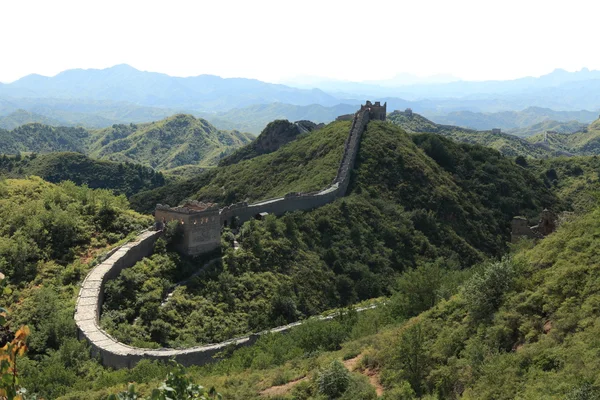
[76,229,378,369]
[76,107,377,369]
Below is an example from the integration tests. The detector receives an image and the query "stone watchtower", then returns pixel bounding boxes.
[360,101,387,121]
[155,201,221,256]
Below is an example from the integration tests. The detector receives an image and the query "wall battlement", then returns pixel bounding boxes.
[156,101,385,256]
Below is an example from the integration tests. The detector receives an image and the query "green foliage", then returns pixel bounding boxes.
[0,115,252,171]
[461,258,516,321]
[219,119,314,166]
[387,110,553,158]
[88,115,253,169]
[108,363,221,400]
[317,360,350,398]
[0,152,166,197]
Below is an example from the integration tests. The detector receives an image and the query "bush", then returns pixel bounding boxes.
[317,360,350,399]
[461,258,515,321]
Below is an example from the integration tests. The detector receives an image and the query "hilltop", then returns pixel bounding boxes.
[388,110,554,158]
[117,119,557,349]
[528,118,600,156]
[0,112,573,399]
[0,109,64,130]
[0,114,253,170]
[219,119,322,166]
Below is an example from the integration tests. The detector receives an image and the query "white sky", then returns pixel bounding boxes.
[0,0,598,84]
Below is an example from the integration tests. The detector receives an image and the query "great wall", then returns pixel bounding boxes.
[74,101,386,369]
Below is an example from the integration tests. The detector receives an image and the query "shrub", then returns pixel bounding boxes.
[461,258,515,321]
[317,360,350,399]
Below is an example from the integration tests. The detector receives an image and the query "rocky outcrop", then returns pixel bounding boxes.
[219,119,320,166]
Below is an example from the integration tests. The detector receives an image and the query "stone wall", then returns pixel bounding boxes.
[155,204,221,256]
[75,230,377,368]
[77,102,383,369]
[219,106,371,226]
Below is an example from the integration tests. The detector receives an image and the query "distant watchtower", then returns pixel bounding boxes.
[360,101,387,121]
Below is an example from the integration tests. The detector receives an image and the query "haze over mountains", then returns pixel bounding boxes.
[2,65,600,134]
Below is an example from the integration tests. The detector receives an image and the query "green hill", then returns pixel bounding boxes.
[88,114,254,169]
[388,110,553,158]
[130,120,350,212]
[528,118,600,156]
[218,119,321,166]
[0,118,575,399]
[0,123,90,154]
[0,152,166,197]
[0,114,254,170]
[114,121,557,350]
[0,109,65,130]
[506,119,586,137]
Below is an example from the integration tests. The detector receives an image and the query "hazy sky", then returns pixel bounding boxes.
[1,0,598,84]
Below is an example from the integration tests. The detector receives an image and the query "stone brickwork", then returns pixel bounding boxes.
[511,209,557,243]
[155,201,221,256]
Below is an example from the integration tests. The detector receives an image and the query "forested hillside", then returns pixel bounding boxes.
[0,178,151,398]
[130,120,351,212]
[0,114,253,170]
[0,118,593,400]
[528,118,600,156]
[109,121,557,350]
[388,111,553,158]
[0,152,166,197]
[219,119,320,166]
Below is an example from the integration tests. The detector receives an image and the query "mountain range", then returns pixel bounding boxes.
[3,65,600,135]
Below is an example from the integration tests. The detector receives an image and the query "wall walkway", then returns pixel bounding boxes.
[75,107,377,368]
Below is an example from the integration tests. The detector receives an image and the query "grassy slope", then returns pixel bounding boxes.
[104,121,557,350]
[0,123,90,154]
[0,115,253,171]
[528,119,600,156]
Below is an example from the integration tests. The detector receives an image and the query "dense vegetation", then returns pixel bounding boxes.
[0,177,151,398]
[2,116,598,399]
[0,115,253,170]
[88,115,253,169]
[104,121,557,349]
[527,119,600,156]
[0,152,166,197]
[388,111,553,158]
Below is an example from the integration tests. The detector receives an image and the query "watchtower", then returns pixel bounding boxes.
[360,101,387,121]
[155,201,221,256]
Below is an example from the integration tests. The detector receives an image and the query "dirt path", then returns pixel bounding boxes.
[260,354,384,397]
[342,354,384,397]
[260,376,308,397]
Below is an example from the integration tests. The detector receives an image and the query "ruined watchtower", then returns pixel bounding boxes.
[360,101,387,121]
[155,201,221,256]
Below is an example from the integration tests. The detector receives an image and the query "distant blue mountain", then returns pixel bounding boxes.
[0,64,340,111]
